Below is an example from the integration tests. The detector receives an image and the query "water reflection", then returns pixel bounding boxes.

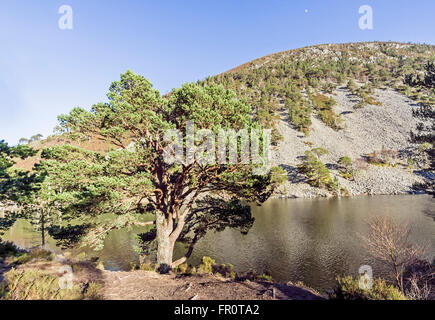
[3,195,434,291]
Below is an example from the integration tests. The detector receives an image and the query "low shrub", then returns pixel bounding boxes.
[354,101,365,109]
[367,147,398,165]
[364,96,382,106]
[299,150,332,188]
[303,141,314,147]
[332,276,407,300]
[322,82,336,94]
[403,259,434,300]
[318,109,343,130]
[175,258,235,278]
[29,247,53,261]
[286,99,312,134]
[418,142,432,153]
[197,256,215,274]
[346,80,357,93]
[235,269,273,282]
[0,241,23,258]
[139,263,156,271]
[338,156,354,180]
[212,263,236,279]
[311,94,342,130]
[339,172,353,180]
[13,253,32,265]
[174,263,190,274]
[174,257,272,282]
[312,94,336,110]
[83,282,102,300]
[13,247,53,265]
[130,260,156,271]
[257,274,273,282]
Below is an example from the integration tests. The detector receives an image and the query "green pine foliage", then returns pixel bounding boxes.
[299,150,332,189]
[298,149,345,194]
[32,71,285,267]
[0,140,38,203]
[338,156,354,180]
[311,94,343,130]
[200,43,433,136]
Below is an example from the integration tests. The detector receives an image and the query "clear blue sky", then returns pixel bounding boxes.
[1,0,434,145]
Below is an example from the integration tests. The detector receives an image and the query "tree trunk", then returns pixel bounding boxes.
[41,211,45,247]
[156,213,175,269]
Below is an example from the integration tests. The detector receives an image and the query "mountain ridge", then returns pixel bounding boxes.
[219,41,433,75]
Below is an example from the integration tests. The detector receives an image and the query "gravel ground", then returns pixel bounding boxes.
[271,86,428,198]
[100,270,324,300]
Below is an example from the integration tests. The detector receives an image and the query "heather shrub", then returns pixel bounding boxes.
[235,269,273,282]
[175,263,189,274]
[311,94,343,130]
[338,156,354,180]
[6,246,53,265]
[364,96,382,106]
[367,146,398,165]
[312,94,336,110]
[197,256,215,274]
[418,142,432,153]
[346,79,357,93]
[332,276,407,300]
[139,263,156,271]
[83,282,102,300]
[0,241,23,258]
[213,263,236,278]
[322,82,336,94]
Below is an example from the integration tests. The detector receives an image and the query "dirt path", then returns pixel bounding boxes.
[2,258,324,300]
[99,270,324,300]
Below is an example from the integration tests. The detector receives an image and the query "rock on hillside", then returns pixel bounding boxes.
[271,86,427,198]
[202,42,434,198]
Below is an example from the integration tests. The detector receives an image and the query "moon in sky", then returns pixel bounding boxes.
[305,9,309,13]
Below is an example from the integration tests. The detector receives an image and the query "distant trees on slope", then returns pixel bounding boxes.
[409,62,434,196]
[18,134,43,145]
[200,43,434,141]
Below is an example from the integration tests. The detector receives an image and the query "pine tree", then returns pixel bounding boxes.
[0,140,39,236]
[37,71,285,269]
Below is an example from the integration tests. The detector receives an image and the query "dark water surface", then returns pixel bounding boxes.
[4,195,434,291]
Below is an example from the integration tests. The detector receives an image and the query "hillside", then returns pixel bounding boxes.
[14,42,435,198]
[200,42,435,197]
